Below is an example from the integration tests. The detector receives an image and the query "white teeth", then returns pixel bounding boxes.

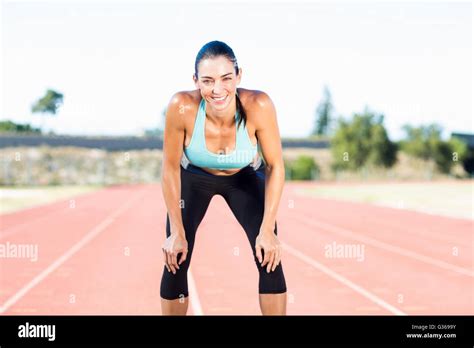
[212,96,226,101]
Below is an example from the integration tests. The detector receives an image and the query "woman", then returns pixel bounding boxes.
[160,41,287,315]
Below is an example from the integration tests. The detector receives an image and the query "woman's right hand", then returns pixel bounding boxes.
[162,232,188,274]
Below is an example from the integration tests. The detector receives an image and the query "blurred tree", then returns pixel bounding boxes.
[287,155,319,180]
[0,120,41,133]
[31,89,64,130]
[331,109,397,171]
[312,86,333,137]
[399,124,468,174]
[367,122,398,168]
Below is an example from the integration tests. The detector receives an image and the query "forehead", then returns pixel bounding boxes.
[197,56,234,77]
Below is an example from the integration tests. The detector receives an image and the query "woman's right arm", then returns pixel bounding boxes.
[161,92,188,274]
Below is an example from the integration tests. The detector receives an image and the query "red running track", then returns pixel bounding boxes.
[0,183,472,315]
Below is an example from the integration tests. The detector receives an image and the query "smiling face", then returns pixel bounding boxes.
[194,55,242,112]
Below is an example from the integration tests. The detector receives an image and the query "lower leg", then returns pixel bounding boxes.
[259,293,287,315]
[161,297,189,315]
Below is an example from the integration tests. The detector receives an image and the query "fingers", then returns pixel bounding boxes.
[271,246,281,272]
[178,249,188,265]
[255,244,263,264]
[162,249,171,273]
[166,251,177,274]
[262,243,282,273]
[163,250,183,275]
[261,248,271,267]
[162,235,188,275]
[171,252,180,271]
[266,250,276,273]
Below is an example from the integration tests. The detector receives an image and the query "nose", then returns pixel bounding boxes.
[212,81,224,95]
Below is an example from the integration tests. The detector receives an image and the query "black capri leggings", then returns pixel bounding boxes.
[160,161,287,300]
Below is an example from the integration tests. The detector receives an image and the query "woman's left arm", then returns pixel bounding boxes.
[253,92,285,272]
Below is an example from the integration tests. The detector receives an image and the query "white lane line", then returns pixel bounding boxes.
[291,216,474,278]
[0,191,145,314]
[282,242,406,315]
[187,266,203,315]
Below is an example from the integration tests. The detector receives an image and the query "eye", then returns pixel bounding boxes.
[224,77,231,80]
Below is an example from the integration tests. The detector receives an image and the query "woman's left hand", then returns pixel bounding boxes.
[255,225,282,273]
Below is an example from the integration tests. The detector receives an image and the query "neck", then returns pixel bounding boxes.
[205,96,237,127]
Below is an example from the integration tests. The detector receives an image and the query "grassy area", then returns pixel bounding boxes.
[282,148,469,181]
[0,185,104,214]
[294,180,474,220]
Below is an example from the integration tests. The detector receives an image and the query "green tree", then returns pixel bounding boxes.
[331,109,397,171]
[400,124,468,173]
[287,155,319,180]
[0,120,41,133]
[449,136,469,164]
[312,86,333,136]
[31,89,64,130]
[367,123,398,167]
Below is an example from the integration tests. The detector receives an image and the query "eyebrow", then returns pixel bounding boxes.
[200,73,233,79]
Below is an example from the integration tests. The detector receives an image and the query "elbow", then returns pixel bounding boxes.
[265,159,285,173]
[265,161,285,180]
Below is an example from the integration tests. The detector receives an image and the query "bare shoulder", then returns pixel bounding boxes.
[166,90,201,127]
[168,90,201,111]
[238,88,276,129]
[238,88,273,107]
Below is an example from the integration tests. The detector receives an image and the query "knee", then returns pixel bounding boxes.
[257,262,287,294]
[160,265,190,300]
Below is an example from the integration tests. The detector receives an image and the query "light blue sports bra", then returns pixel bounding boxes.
[183,97,258,169]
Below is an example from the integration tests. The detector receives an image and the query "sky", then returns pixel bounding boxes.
[1,0,472,140]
